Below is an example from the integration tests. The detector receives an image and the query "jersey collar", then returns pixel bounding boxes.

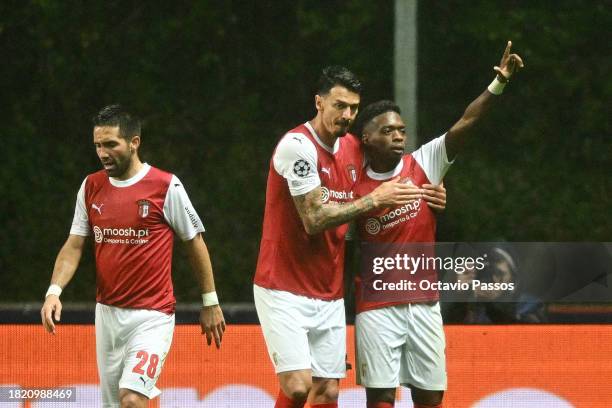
[109,163,151,188]
[366,158,404,180]
[304,122,339,154]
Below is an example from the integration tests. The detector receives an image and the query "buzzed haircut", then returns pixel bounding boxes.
[92,104,141,140]
[351,100,401,138]
[317,65,363,96]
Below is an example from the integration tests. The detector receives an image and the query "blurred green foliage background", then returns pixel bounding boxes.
[1,1,609,303]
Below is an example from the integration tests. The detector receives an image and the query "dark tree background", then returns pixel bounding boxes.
[1,1,609,303]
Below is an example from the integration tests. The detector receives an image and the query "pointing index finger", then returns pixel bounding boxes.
[503,40,511,61]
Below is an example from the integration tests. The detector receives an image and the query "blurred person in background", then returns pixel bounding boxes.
[442,244,538,324]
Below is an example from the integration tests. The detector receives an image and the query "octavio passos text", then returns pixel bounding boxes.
[369,254,515,292]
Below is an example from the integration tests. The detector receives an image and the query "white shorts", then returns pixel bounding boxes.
[95,303,175,407]
[253,285,346,378]
[355,302,447,390]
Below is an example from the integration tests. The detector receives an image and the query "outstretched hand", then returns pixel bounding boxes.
[494,41,524,81]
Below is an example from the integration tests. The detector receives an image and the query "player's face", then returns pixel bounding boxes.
[316,86,360,137]
[363,111,407,165]
[93,126,138,179]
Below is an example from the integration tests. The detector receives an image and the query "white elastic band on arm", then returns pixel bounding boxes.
[45,284,62,298]
[202,291,219,307]
[487,77,507,95]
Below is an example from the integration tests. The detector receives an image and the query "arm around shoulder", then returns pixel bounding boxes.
[292,177,425,235]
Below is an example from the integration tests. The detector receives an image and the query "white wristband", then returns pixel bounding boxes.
[45,284,62,298]
[202,291,219,307]
[487,77,507,95]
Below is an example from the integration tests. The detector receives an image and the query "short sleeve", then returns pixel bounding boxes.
[69,178,90,236]
[163,175,206,241]
[411,133,454,185]
[273,133,321,196]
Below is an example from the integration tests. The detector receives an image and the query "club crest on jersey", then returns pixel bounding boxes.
[400,177,415,186]
[347,164,357,182]
[137,199,151,218]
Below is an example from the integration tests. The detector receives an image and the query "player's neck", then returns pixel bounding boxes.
[115,157,144,181]
[369,157,401,174]
[309,117,337,149]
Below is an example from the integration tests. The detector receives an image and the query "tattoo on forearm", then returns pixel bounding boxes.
[294,189,376,233]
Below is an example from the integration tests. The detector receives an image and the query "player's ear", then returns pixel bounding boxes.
[362,131,370,146]
[315,94,323,112]
[129,135,141,152]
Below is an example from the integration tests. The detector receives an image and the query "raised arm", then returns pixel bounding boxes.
[183,233,225,349]
[445,41,524,159]
[41,234,86,335]
[293,177,424,235]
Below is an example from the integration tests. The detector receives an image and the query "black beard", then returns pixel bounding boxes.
[104,158,131,178]
[333,126,349,137]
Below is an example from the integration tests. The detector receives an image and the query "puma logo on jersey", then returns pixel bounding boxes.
[321,167,331,177]
[292,136,303,144]
[91,203,104,215]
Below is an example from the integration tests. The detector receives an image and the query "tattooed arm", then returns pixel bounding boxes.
[293,177,424,235]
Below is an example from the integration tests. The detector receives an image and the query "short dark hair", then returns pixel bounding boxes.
[317,65,363,96]
[92,104,141,140]
[351,100,401,138]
